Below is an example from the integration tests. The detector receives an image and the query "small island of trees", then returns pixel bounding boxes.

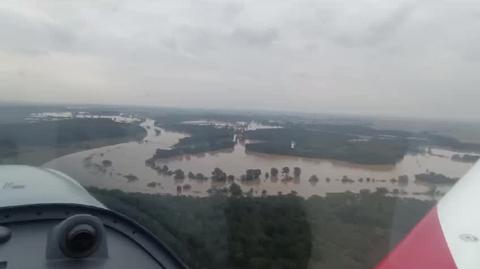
[101,159,112,167]
[123,174,139,182]
[451,154,480,163]
[414,172,458,184]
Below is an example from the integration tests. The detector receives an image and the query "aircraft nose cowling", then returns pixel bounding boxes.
[0,165,105,208]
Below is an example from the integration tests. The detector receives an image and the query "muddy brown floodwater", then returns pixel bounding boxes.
[44,119,474,200]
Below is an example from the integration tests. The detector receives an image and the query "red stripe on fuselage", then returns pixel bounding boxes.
[376,207,457,269]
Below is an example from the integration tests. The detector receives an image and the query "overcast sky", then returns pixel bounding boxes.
[1,0,480,120]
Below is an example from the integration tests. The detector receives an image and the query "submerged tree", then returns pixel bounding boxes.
[174,169,185,180]
[309,175,319,184]
[195,173,207,180]
[270,167,279,177]
[229,182,242,197]
[102,159,112,167]
[245,169,262,180]
[211,168,227,182]
[293,167,302,178]
[282,167,290,176]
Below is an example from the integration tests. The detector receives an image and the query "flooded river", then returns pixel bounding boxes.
[44,119,474,199]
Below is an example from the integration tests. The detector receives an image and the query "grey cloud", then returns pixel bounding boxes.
[231,28,279,47]
[222,2,244,20]
[0,10,74,55]
[1,0,480,120]
[331,3,416,47]
[366,3,416,45]
[164,26,217,56]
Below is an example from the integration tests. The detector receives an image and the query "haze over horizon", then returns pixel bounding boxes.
[1,0,480,120]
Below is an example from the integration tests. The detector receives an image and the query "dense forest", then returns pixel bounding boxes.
[146,124,235,163]
[0,118,146,165]
[144,114,480,165]
[245,128,409,165]
[169,124,235,154]
[89,188,434,269]
[137,108,480,166]
[280,122,480,153]
[422,133,480,152]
